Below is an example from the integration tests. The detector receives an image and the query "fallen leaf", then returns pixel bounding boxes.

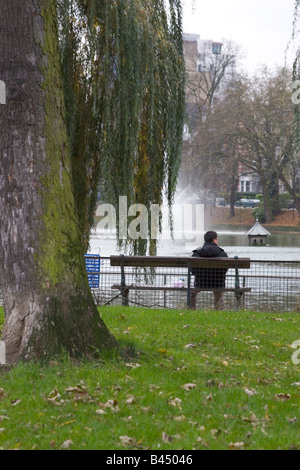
[275,393,291,400]
[48,387,60,399]
[57,420,75,428]
[196,437,209,447]
[162,432,173,443]
[123,416,133,422]
[173,415,186,421]
[243,413,259,424]
[181,383,196,391]
[119,435,136,446]
[98,399,120,412]
[211,428,222,437]
[125,363,141,369]
[11,399,22,406]
[158,348,167,354]
[125,395,136,404]
[244,387,257,397]
[184,343,195,349]
[229,442,244,449]
[60,440,73,449]
[168,397,182,408]
[65,385,87,393]
[141,406,151,412]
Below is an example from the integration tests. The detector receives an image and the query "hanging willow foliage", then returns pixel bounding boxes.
[292,0,300,148]
[57,0,185,254]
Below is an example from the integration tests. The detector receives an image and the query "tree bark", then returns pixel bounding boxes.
[0,0,118,364]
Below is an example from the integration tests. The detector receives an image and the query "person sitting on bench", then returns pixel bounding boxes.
[191,231,228,309]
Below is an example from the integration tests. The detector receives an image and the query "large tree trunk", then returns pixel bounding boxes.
[0,0,118,364]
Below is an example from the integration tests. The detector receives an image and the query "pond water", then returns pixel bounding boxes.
[88,228,300,261]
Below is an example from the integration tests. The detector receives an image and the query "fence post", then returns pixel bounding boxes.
[120,254,129,306]
[187,259,191,308]
[234,256,242,307]
[234,256,240,289]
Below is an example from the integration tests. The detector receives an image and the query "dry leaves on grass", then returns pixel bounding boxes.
[97,399,120,412]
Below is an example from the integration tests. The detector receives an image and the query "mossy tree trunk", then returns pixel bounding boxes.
[0,0,118,364]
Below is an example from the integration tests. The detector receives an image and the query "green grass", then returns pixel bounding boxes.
[0,305,300,450]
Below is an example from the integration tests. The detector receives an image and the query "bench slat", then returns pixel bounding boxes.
[111,284,251,293]
[110,256,250,269]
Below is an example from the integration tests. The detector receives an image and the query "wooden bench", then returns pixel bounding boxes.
[110,255,251,309]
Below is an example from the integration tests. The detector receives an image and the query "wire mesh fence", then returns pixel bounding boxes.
[0,257,300,313]
[88,257,300,313]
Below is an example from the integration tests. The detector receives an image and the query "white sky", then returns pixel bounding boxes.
[182,0,298,75]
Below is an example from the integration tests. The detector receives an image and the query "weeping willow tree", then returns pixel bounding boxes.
[57,0,186,255]
[288,0,300,214]
[293,1,300,141]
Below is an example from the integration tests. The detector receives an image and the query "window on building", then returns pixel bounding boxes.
[212,42,222,54]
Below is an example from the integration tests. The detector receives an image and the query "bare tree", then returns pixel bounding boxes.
[185,39,240,121]
[227,68,296,222]
[182,67,298,223]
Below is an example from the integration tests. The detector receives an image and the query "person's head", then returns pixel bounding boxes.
[204,231,218,243]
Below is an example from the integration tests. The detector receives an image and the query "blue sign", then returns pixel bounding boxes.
[84,254,101,288]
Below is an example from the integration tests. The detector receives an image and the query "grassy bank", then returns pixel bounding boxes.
[0,306,300,450]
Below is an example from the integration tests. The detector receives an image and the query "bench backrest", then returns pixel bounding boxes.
[110,255,250,269]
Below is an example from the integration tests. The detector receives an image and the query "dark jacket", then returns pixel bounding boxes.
[191,242,228,288]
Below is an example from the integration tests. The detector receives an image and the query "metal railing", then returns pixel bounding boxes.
[1,257,300,312]
[88,257,300,312]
